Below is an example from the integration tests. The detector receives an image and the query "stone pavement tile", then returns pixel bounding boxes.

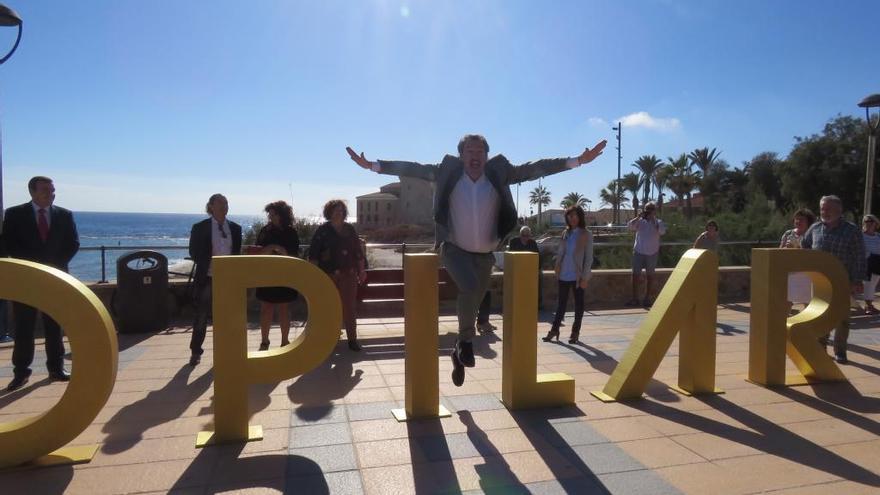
[743,400,830,425]
[88,435,207,467]
[287,444,358,476]
[355,437,423,468]
[711,453,841,492]
[241,428,290,455]
[655,460,752,494]
[209,450,290,487]
[289,403,348,426]
[524,419,607,448]
[345,401,401,421]
[250,409,292,430]
[350,417,410,443]
[827,438,880,475]
[589,416,665,443]
[360,464,416,495]
[445,394,506,412]
[480,378,503,393]
[670,432,762,460]
[599,469,683,494]
[480,427,545,455]
[64,458,213,494]
[781,418,876,447]
[206,476,287,494]
[521,476,607,495]
[289,422,352,449]
[439,380,490,396]
[286,470,364,495]
[762,480,880,494]
[616,437,706,469]
[567,443,646,475]
[343,387,396,404]
[411,432,484,463]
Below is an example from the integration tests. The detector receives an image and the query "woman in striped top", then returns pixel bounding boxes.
[861,214,880,315]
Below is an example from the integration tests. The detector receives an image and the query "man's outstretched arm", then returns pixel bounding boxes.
[507,139,607,184]
[346,146,440,181]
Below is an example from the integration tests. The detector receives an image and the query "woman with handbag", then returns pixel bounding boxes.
[780,208,815,309]
[543,206,593,344]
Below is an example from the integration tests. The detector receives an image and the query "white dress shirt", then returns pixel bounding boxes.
[448,173,500,253]
[208,217,232,276]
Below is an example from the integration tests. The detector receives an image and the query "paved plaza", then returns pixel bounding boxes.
[1,304,879,494]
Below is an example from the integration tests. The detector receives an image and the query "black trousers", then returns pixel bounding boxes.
[477,291,491,324]
[190,279,212,356]
[12,303,65,377]
[550,280,584,336]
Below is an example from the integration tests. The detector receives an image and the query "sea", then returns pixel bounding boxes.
[69,212,260,282]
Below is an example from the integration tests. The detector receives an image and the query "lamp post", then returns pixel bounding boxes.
[612,122,621,224]
[859,94,880,216]
[0,3,22,230]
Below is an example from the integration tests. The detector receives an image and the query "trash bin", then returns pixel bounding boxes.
[115,250,169,334]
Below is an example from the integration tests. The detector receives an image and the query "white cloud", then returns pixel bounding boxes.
[616,111,681,131]
[587,117,608,128]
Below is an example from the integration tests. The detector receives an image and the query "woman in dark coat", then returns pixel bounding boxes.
[308,199,366,351]
[256,200,300,350]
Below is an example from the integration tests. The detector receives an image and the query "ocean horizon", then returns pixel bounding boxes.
[69,211,261,282]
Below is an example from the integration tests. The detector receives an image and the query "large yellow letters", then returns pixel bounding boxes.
[201,255,341,445]
[392,254,451,420]
[592,249,721,402]
[749,249,849,386]
[0,259,117,469]
[502,252,575,409]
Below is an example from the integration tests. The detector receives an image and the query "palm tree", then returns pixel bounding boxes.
[560,191,588,209]
[529,185,551,229]
[599,180,627,214]
[632,154,664,205]
[667,153,697,219]
[688,147,721,179]
[620,172,642,215]
[653,164,674,214]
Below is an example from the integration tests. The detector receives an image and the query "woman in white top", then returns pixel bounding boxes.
[779,208,816,307]
[543,206,593,344]
[861,214,880,314]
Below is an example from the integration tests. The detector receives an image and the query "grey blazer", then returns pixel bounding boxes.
[376,154,573,249]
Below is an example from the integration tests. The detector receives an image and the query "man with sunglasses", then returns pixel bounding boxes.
[187,193,242,366]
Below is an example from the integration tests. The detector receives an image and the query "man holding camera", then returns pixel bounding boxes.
[627,202,665,308]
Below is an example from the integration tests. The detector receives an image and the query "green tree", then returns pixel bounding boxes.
[778,115,868,217]
[632,154,664,205]
[666,154,697,219]
[529,185,552,229]
[745,152,785,210]
[599,180,627,212]
[560,191,588,209]
[654,164,674,214]
[688,147,721,185]
[620,172,642,214]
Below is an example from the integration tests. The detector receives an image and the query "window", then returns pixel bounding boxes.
[386,203,391,211]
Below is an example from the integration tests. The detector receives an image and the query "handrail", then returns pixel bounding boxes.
[80,240,779,284]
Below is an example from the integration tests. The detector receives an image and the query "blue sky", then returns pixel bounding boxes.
[0,0,878,219]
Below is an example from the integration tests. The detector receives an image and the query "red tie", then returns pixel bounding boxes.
[38,208,49,242]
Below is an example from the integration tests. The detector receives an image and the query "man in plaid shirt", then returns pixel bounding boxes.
[801,195,866,364]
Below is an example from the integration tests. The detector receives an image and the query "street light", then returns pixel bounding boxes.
[859,93,880,216]
[0,3,22,228]
[612,123,622,224]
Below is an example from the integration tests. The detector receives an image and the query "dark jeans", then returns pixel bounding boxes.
[190,279,213,356]
[550,280,584,337]
[477,291,491,325]
[12,302,65,377]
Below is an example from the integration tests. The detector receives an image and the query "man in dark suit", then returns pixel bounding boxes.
[187,193,242,366]
[3,176,80,391]
[347,135,605,386]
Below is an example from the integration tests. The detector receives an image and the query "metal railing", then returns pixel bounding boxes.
[81,239,780,284]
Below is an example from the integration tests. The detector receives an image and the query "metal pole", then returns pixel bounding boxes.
[865,133,877,216]
[99,245,107,283]
[615,123,622,224]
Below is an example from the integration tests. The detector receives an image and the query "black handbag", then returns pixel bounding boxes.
[868,254,880,276]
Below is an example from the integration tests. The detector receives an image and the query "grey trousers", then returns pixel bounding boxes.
[441,242,495,343]
[833,319,850,355]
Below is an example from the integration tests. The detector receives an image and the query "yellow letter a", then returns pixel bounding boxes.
[592,249,721,402]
